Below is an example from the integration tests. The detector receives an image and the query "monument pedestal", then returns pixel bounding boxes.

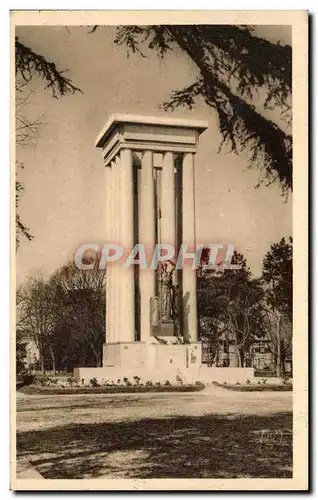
[74,340,203,385]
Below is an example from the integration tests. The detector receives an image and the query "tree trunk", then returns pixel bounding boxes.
[39,351,45,373]
[49,344,56,375]
[276,312,281,377]
[236,347,242,367]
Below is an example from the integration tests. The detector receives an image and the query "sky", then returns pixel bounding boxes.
[15,25,292,283]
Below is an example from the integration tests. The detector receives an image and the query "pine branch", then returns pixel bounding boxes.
[15,38,82,98]
[115,25,292,193]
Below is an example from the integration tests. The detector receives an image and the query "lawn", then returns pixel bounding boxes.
[16,389,292,479]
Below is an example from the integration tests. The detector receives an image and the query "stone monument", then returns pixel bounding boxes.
[75,114,211,384]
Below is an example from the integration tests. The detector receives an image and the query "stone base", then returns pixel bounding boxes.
[74,340,203,385]
[73,341,254,386]
[102,342,148,369]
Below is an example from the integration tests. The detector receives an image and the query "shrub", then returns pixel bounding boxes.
[22,373,35,386]
[145,381,153,387]
[123,377,132,386]
[281,374,290,384]
[194,381,205,390]
[246,379,251,385]
[164,380,171,386]
[90,377,100,387]
[117,379,121,385]
[235,381,240,385]
[67,377,76,387]
[156,382,161,386]
[261,378,267,385]
[133,376,141,386]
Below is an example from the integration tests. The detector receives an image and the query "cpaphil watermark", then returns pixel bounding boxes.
[74,243,242,271]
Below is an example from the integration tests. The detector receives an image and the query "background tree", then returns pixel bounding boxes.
[262,236,293,375]
[50,260,106,368]
[17,258,106,373]
[15,37,81,247]
[18,276,59,372]
[198,249,265,367]
[16,329,27,375]
[110,25,292,193]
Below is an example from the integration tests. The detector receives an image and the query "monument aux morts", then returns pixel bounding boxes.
[74,114,254,384]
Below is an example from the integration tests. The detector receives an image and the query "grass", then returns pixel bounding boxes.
[19,383,205,395]
[213,381,293,392]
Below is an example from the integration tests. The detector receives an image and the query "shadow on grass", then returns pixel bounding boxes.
[17,412,292,479]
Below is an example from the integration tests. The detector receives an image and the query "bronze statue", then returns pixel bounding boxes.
[158,261,175,321]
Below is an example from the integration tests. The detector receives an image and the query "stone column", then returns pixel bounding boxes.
[105,164,113,344]
[108,160,117,344]
[139,151,156,343]
[182,152,198,343]
[161,152,175,250]
[119,148,135,342]
[113,156,121,342]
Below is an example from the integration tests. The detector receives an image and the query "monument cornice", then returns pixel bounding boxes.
[95,113,208,150]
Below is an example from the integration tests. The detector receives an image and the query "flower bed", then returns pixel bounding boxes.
[213,381,292,392]
[19,382,205,395]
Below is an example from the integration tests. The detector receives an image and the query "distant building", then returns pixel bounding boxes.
[201,334,292,373]
[19,331,40,371]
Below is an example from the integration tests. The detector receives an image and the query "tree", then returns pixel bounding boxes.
[50,260,106,368]
[16,329,27,375]
[18,276,59,372]
[198,249,265,367]
[15,37,81,247]
[262,237,293,375]
[111,25,291,193]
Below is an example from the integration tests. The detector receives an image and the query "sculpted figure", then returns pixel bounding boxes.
[159,261,175,321]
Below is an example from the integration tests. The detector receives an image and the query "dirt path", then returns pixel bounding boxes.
[16,384,292,433]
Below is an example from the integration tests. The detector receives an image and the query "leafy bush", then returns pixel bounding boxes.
[246,379,251,384]
[133,376,141,386]
[194,381,205,390]
[22,373,35,386]
[164,380,171,386]
[90,377,100,387]
[123,377,132,387]
[67,377,76,387]
[261,378,267,385]
[36,374,52,386]
[281,375,291,385]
